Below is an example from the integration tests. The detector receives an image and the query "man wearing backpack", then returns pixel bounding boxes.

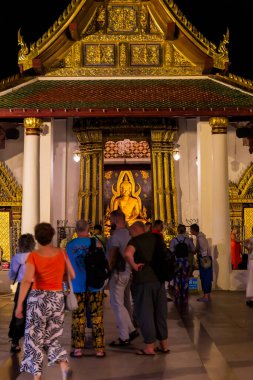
[66,220,106,358]
[170,224,195,304]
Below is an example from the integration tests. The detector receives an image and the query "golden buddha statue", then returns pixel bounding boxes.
[111,171,142,225]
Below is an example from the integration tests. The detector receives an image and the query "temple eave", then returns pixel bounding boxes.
[1,108,253,118]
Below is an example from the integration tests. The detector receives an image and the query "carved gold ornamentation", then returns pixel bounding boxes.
[107,6,138,34]
[47,65,201,77]
[119,43,128,67]
[140,170,149,180]
[0,162,22,261]
[0,162,22,205]
[130,44,161,66]
[229,164,253,234]
[97,5,106,33]
[84,44,115,66]
[18,29,29,63]
[173,47,192,66]
[73,42,81,67]
[227,73,253,91]
[24,118,43,136]
[209,117,229,134]
[0,212,11,262]
[104,171,113,180]
[218,28,229,60]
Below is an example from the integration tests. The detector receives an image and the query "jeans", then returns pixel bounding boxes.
[109,271,135,341]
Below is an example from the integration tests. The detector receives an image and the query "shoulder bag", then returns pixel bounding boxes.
[62,250,78,311]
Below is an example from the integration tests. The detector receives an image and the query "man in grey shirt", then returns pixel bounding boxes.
[108,210,138,346]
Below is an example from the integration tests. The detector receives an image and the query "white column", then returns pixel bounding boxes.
[21,118,42,234]
[40,121,53,223]
[210,117,231,290]
[196,119,213,237]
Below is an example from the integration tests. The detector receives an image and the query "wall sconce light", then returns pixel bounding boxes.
[172,144,181,161]
[73,149,81,162]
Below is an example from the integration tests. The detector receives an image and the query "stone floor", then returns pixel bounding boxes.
[0,289,253,380]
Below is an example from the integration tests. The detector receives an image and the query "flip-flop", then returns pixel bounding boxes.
[154,347,171,354]
[197,298,209,302]
[136,349,156,356]
[70,350,83,358]
[96,351,106,358]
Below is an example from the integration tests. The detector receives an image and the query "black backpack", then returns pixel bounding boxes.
[85,237,110,289]
[151,235,175,282]
[174,238,189,258]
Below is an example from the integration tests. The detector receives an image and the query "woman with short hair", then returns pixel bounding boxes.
[15,222,75,380]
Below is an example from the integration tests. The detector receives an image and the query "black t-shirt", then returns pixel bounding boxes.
[128,232,159,284]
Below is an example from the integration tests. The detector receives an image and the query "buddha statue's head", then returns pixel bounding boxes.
[120,174,132,197]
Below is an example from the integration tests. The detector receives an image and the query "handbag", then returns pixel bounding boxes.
[64,275,78,311]
[10,264,21,294]
[199,256,212,269]
[62,250,78,311]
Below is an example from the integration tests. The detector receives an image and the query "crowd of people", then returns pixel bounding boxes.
[8,216,215,378]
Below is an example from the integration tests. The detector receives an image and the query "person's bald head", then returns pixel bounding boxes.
[129,221,145,237]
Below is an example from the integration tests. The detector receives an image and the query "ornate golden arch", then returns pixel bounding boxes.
[110,170,142,212]
[0,161,22,261]
[229,163,253,238]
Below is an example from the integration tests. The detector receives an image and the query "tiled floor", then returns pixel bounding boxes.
[0,290,253,379]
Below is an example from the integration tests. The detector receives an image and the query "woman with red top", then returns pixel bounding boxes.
[15,223,75,380]
[231,226,242,270]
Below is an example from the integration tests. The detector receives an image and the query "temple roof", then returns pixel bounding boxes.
[0,75,253,118]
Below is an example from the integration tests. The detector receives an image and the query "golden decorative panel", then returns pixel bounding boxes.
[229,164,253,232]
[84,44,115,66]
[130,44,161,66]
[243,208,253,240]
[104,140,150,159]
[0,211,11,261]
[107,6,138,34]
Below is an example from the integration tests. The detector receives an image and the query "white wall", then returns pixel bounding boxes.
[227,126,252,183]
[65,119,79,227]
[176,118,198,225]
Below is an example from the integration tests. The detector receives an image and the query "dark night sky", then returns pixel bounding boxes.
[0,0,252,80]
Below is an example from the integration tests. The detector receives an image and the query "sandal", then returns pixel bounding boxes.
[109,338,130,347]
[154,347,171,354]
[70,349,83,358]
[96,351,106,358]
[136,349,156,356]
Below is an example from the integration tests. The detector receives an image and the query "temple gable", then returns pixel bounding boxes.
[17,0,228,78]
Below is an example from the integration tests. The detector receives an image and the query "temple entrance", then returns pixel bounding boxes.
[73,117,179,229]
